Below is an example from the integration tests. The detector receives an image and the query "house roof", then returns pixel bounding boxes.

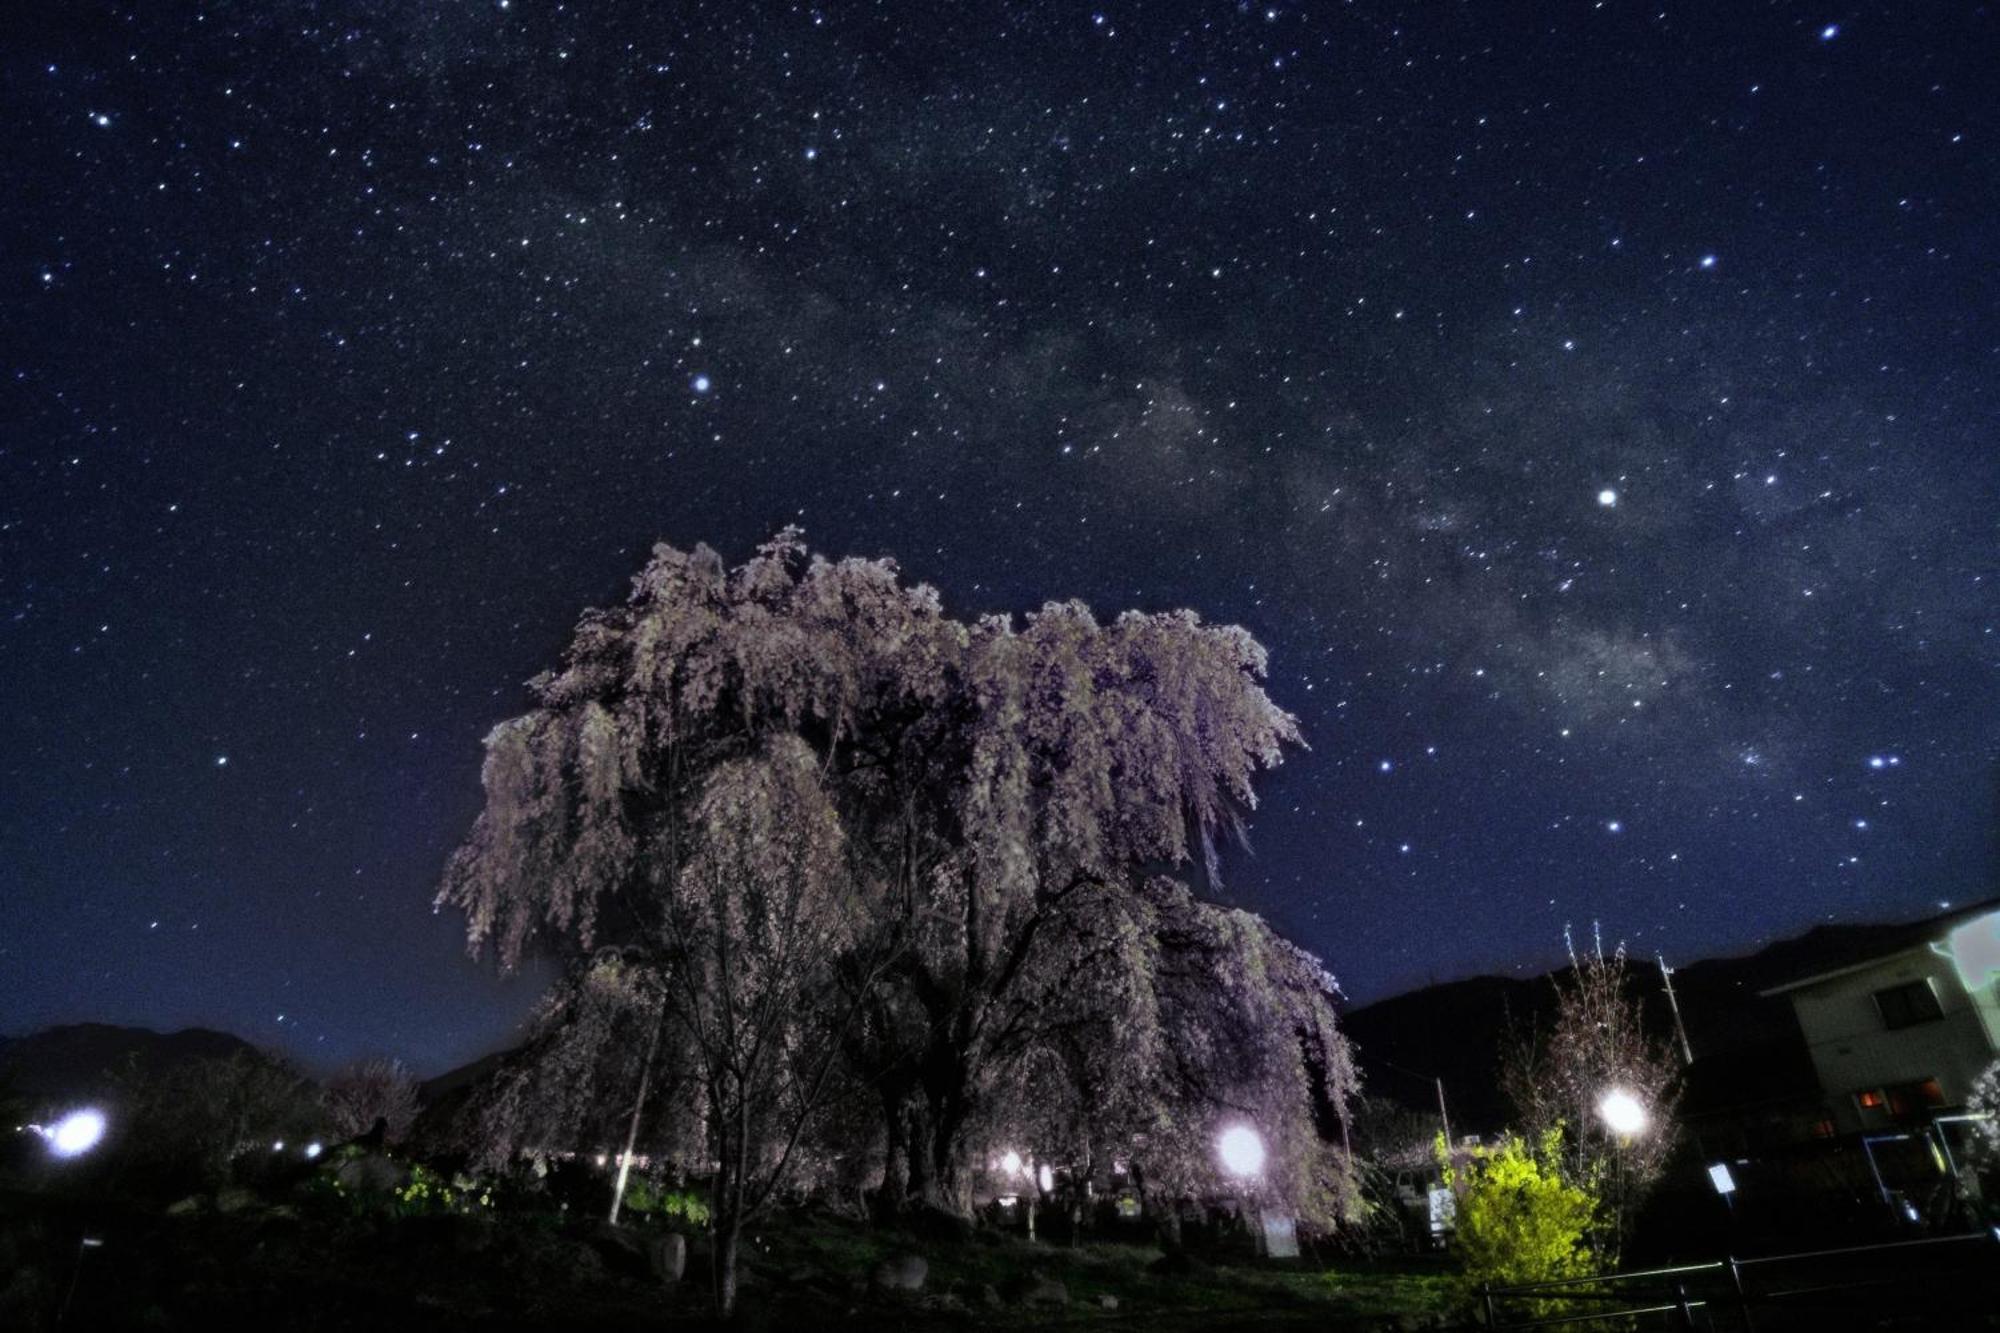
[1756,897,2000,998]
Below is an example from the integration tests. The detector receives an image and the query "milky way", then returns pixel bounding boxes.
[2,4,1994,1072]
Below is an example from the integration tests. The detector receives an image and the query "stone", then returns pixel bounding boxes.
[1098,1294,1120,1310]
[1003,1274,1069,1307]
[870,1251,929,1292]
[214,1187,256,1215]
[332,1151,407,1196]
[648,1231,687,1284]
[165,1196,202,1217]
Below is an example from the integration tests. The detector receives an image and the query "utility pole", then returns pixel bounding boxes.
[1436,1077,1455,1151]
[1658,953,1694,1067]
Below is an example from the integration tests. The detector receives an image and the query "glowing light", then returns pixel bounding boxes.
[1820,23,1839,41]
[272,1140,285,1152]
[47,1108,107,1158]
[1598,1089,1648,1137]
[1000,1150,1022,1176]
[304,1141,323,1159]
[1217,1124,1266,1178]
[1597,488,1618,507]
[1699,255,1717,269]
[1707,1162,1736,1195]
[1037,1163,1054,1192]
[691,374,711,394]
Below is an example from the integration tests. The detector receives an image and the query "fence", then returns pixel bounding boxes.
[1478,1230,2000,1330]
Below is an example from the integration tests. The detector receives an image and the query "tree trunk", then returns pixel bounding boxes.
[877,1088,911,1217]
[714,1220,741,1318]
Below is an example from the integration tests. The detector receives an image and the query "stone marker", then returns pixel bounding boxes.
[870,1252,928,1292]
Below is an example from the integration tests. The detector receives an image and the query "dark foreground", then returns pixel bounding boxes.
[0,1186,1457,1331]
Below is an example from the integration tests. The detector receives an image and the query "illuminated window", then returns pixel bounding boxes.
[1855,1089,1886,1111]
[1810,1118,1837,1138]
[1872,979,1944,1030]
[1886,1078,1948,1118]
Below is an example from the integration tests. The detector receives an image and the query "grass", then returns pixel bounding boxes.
[1,1178,1459,1330]
[734,1211,1458,1327]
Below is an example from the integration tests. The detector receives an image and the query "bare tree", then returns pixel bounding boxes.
[1501,929,1681,1262]
[324,1057,420,1145]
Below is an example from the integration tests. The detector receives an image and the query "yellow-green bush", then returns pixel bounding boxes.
[621,1178,710,1228]
[1440,1129,1598,1299]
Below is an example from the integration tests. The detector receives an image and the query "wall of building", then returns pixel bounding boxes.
[1787,946,1999,1135]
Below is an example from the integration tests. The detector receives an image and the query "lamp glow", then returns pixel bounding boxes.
[1000,1150,1022,1177]
[1217,1124,1266,1178]
[47,1108,107,1158]
[304,1141,323,1159]
[1598,1089,1648,1137]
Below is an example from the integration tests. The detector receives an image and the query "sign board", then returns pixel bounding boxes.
[1260,1211,1299,1258]
[1427,1184,1456,1236]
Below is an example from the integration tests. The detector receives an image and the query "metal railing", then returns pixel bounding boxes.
[1478,1230,1999,1330]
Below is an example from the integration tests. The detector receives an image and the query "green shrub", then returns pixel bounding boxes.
[621,1177,710,1228]
[392,1162,493,1216]
[1440,1129,1598,1303]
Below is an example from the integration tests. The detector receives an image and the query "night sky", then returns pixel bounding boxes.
[3,3,1995,1076]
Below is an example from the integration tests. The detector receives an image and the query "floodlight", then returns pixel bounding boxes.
[47,1108,107,1158]
[1217,1124,1266,1178]
[1598,1089,1648,1137]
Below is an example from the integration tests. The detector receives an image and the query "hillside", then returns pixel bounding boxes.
[0,1022,261,1105]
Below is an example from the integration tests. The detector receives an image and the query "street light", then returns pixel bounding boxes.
[1597,1088,1648,1138]
[41,1108,107,1159]
[1218,1124,1266,1178]
[1000,1150,1023,1177]
[1596,1089,1648,1264]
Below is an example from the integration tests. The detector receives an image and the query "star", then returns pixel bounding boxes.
[1820,23,1839,41]
[691,374,712,394]
[1598,488,1618,507]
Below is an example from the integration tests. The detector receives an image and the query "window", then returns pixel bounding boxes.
[1886,1078,1947,1119]
[1855,1088,1886,1111]
[1872,979,1944,1030]
[1810,1117,1837,1139]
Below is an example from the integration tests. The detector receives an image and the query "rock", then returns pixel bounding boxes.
[215,1187,257,1215]
[1003,1273,1069,1308]
[165,1196,203,1217]
[870,1251,929,1292]
[1098,1294,1120,1310]
[648,1231,687,1284]
[332,1151,408,1196]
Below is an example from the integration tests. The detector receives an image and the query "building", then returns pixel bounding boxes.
[1760,901,2000,1138]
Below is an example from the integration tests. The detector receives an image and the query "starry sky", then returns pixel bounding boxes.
[3,3,1995,1076]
